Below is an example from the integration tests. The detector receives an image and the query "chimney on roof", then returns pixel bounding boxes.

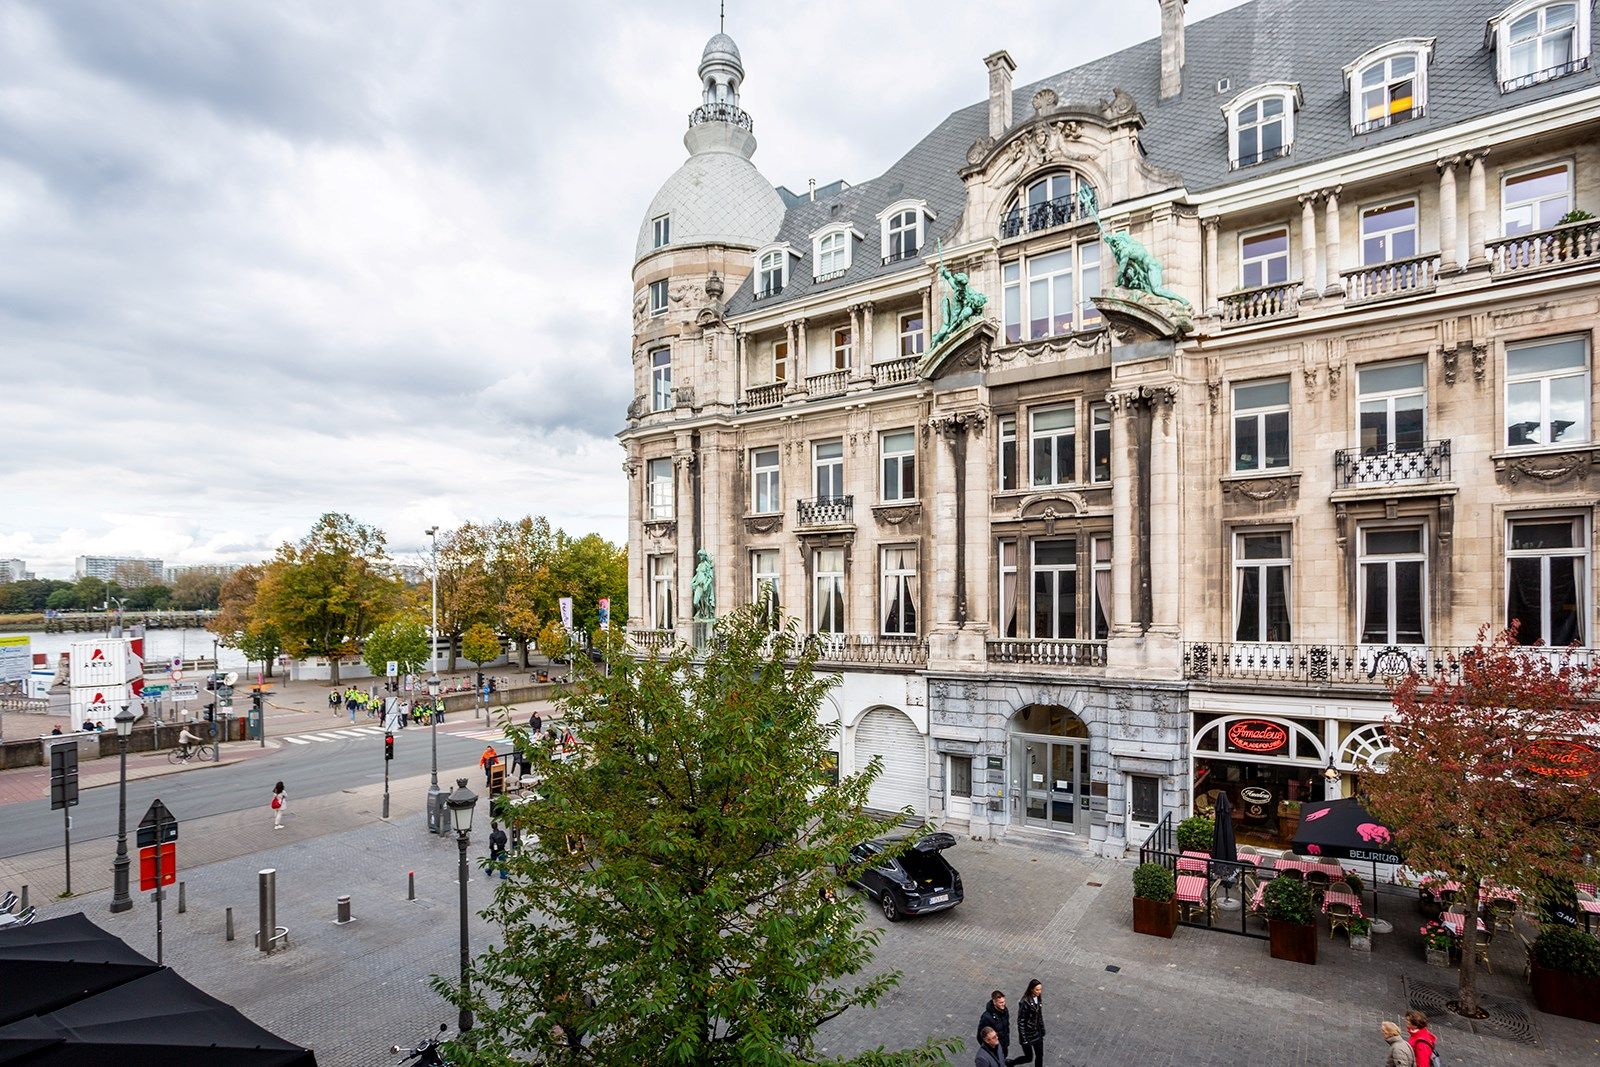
[1159,0,1187,99]
[984,50,1016,138]
[808,178,817,201]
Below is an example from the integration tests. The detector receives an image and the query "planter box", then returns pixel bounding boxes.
[1425,945,1451,968]
[1133,896,1178,938]
[1351,933,1372,953]
[1531,961,1600,1023]
[1268,918,1318,965]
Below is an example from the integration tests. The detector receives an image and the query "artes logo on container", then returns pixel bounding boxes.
[1225,718,1289,755]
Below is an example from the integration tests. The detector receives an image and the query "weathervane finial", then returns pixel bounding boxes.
[719,0,725,33]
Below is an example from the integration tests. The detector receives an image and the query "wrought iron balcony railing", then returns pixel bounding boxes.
[753,283,784,301]
[1228,143,1290,170]
[1333,440,1450,488]
[1488,217,1600,277]
[1352,105,1425,136]
[796,495,853,527]
[1182,641,1473,687]
[986,638,1107,668]
[1342,253,1439,304]
[883,245,921,265]
[1500,56,1589,92]
[688,102,753,132]
[999,193,1086,240]
[1218,281,1300,326]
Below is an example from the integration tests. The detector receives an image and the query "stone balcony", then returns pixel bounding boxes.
[1488,217,1600,278]
[872,356,918,386]
[805,369,849,398]
[626,629,676,655]
[1218,281,1300,327]
[1179,640,1595,688]
[743,382,785,410]
[805,634,928,667]
[986,638,1107,669]
[796,495,853,528]
[1341,252,1440,304]
[1332,440,1451,489]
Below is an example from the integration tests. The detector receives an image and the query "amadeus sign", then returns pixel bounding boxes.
[1225,718,1289,755]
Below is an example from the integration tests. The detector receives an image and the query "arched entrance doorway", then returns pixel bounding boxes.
[1011,705,1090,835]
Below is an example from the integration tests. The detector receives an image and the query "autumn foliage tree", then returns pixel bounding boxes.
[209,564,281,677]
[1365,627,1600,1018]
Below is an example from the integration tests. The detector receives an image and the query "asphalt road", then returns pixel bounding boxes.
[1,725,507,858]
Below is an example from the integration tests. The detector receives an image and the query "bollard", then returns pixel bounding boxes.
[336,895,352,925]
[407,871,415,900]
[19,886,27,911]
[177,881,186,914]
[225,906,235,942]
[258,869,277,955]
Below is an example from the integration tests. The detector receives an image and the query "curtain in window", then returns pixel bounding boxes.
[1094,566,1111,639]
[905,561,919,636]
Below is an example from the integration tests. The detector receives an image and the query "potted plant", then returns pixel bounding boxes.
[1132,863,1178,938]
[1263,876,1318,965]
[1420,919,1455,968]
[1349,917,1373,953]
[1529,926,1600,1023]
[1176,815,1215,854]
[1276,799,1301,848]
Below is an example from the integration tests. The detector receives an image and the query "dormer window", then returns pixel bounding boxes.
[1344,40,1433,134]
[877,199,933,265]
[1489,1,1589,91]
[753,243,796,299]
[1223,84,1300,169]
[810,224,861,282]
[1000,171,1093,240]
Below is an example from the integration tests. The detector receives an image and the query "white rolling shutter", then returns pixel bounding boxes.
[852,707,926,814]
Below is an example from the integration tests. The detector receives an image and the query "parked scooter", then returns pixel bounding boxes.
[391,1023,449,1066]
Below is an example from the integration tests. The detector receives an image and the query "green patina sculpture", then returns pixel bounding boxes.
[1078,187,1191,307]
[929,240,988,349]
[691,549,716,621]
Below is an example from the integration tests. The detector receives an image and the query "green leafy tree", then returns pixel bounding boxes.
[210,564,282,677]
[0,580,71,613]
[460,622,502,668]
[45,587,77,611]
[436,606,956,1066]
[124,584,173,611]
[171,571,224,610]
[256,513,402,685]
[489,516,558,668]
[363,617,432,678]
[70,576,111,610]
[435,523,496,672]
[551,530,627,634]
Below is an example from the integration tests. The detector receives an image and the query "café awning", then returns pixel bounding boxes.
[1289,797,1403,866]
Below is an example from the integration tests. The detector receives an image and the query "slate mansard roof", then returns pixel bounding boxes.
[725,0,1598,317]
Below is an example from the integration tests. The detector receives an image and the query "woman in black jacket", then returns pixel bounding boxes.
[1014,979,1044,1066]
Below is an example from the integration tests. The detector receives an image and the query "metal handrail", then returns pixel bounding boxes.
[999,192,1086,240]
[1333,440,1450,487]
[796,495,853,526]
[688,103,753,132]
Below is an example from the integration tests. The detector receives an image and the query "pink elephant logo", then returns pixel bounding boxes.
[1307,844,1321,855]
[1356,822,1391,844]
[1305,808,1330,822]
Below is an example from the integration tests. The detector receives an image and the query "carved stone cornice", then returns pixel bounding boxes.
[871,503,923,529]
[622,460,640,479]
[1493,448,1600,486]
[1219,472,1302,504]
[929,409,989,437]
[991,327,1110,364]
[642,519,677,540]
[743,513,784,535]
[1106,384,1177,414]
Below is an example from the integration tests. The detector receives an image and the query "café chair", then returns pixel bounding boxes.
[1326,899,1356,940]
[1306,870,1332,895]
[1489,896,1518,932]
[1276,868,1304,882]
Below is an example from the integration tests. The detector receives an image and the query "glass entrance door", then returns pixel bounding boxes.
[1015,735,1087,833]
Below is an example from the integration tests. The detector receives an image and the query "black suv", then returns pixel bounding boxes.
[843,831,964,921]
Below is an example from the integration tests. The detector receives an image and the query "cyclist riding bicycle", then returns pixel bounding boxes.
[177,725,203,760]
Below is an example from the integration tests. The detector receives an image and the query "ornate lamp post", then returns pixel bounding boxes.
[446,778,478,1033]
[426,674,442,831]
[109,705,136,913]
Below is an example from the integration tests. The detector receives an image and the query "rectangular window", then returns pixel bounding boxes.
[1027,249,1075,339]
[1503,163,1573,236]
[649,348,672,412]
[772,340,789,384]
[881,430,916,502]
[831,327,852,371]
[649,278,669,315]
[646,457,674,520]
[1234,96,1286,167]
[1079,240,1102,325]
[1506,337,1589,448]
[1507,3,1579,82]
[1359,527,1427,645]
[880,546,918,636]
[1506,515,1587,646]
[1357,360,1426,454]
[750,448,780,514]
[1090,403,1112,483]
[948,755,973,799]
[1031,539,1077,639]
[1359,54,1420,129]
[998,540,1018,638]
[751,548,779,614]
[1360,201,1418,265]
[813,548,846,634]
[648,554,675,629]
[1232,378,1290,472]
[1030,405,1076,487]
[1002,261,1022,344]
[652,214,670,248]
[813,440,844,502]
[1240,228,1290,288]
[1234,531,1291,642]
[1130,774,1160,824]
[998,415,1017,491]
[898,312,925,358]
[1092,536,1112,640]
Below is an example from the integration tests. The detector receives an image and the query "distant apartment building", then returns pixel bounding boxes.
[75,556,164,584]
[0,559,30,582]
[163,563,241,583]
[393,564,427,586]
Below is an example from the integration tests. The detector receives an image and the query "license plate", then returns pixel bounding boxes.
[927,893,948,904]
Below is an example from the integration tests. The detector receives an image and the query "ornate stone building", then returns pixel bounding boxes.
[621,1,1600,855]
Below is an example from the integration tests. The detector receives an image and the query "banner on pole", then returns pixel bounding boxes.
[597,598,610,631]
[559,597,574,631]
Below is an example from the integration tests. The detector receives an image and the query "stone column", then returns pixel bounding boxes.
[1437,158,1459,272]
[1322,187,1344,296]
[1466,151,1489,268]
[1202,218,1220,314]
[623,458,643,629]
[1299,193,1319,298]
[859,302,875,378]
[1148,387,1180,639]
[673,451,696,641]
[786,320,805,397]
[1107,392,1136,637]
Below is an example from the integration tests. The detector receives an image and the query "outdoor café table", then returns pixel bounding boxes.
[1273,858,1345,880]
[1320,889,1364,917]
[1440,911,1488,937]
[1176,874,1208,912]
[1425,879,1521,906]
[1579,897,1600,933]
[1178,851,1210,873]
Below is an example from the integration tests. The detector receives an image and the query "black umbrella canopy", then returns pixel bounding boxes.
[0,966,316,1067]
[1290,797,1403,865]
[1211,792,1239,864]
[0,914,160,1026]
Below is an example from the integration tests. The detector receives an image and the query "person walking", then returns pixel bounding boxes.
[488,822,508,880]
[1012,979,1044,1066]
[974,1026,1005,1067]
[1380,1021,1416,1066]
[327,690,339,710]
[480,745,500,787]
[530,709,543,736]
[270,781,287,829]
[1404,1011,1436,1067]
[977,991,1012,1064]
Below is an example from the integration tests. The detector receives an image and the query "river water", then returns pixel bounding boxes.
[14,628,252,671]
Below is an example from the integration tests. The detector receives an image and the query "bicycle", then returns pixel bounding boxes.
[167,745,217,765]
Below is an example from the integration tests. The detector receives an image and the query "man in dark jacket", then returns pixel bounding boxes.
[977,991,1011,1062]
[974,1026,1004,1067]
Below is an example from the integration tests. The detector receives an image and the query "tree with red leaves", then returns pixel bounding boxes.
[1365,627,1600,1018]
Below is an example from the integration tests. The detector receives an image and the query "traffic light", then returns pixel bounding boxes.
[476,672,484,690]
[384,733,395,761]
[204,702,216,722]
[251,692,264,714]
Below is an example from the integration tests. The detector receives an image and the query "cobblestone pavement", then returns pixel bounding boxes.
[17,820,1600,1066]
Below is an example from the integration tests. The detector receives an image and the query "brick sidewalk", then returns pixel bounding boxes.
[0,742,280,807]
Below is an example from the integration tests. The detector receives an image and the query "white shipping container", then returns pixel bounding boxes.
[69,682,134,729]
[69,640,134,688]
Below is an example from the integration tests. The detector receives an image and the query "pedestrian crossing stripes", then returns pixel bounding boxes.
[452,727,513,744]
[284,736,311,745]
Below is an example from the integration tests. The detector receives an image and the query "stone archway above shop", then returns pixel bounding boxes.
[1193,713,1326,765]
[1336,722,1395,772]
[1011,703,1089,738]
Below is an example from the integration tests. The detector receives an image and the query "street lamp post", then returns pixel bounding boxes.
[109,706,136,914]
[427,674,442,832]
[446,778,478,1034]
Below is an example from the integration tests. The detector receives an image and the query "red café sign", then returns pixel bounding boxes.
[1225,718,1290,755]
[1526,739,1600,779]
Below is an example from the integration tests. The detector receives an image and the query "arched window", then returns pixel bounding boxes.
[887,210,919,261]
[1223,84,1300,169]
[758,250,784,296]
[1490,1,1590,91]
[815,231,849,279]
[1343,40,1433,134]
[1000,171,1094,240]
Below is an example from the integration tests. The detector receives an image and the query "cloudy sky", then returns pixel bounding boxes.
[0,0,1247,578]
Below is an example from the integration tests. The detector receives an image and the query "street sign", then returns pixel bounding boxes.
[170,669,184,681]
[137,798,179,848]
[170,656,183,673]
[386,660,398,678]
[49,747,79,810]
[138,843,176,891]
[141,684,169,699]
